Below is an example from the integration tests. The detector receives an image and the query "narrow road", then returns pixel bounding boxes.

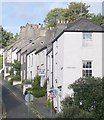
[2,80,36,118]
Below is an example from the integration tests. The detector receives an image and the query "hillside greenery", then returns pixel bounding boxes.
[44,2,102,27]
[57,77,104,120]
[0,26,18,48]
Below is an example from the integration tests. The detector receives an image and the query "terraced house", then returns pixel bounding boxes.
[3,17,104,113]
[44,18,104,112]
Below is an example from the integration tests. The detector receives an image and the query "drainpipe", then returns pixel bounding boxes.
[52,44,54,89]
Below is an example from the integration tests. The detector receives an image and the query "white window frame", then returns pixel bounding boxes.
[31,54,33,67]
[29,56,30,67]
[82,60,92,77]
[83,32,92,40]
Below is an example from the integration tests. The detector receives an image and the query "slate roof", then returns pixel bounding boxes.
[52,18,104,43]
[66,18,103,31]
[26,35,47,55]
[37,17,103,54]
[35,23,67,54]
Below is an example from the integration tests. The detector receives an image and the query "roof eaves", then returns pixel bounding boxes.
[21,50,27,55]
[35,46,47,55]
[16,49,21,54]
[52,30,64,44]
[27,48,36,56]
[46,48,52,55]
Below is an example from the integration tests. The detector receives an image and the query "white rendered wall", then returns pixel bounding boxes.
[47,51,52,89]
[27,50,37,80]
[12,49,17,63]
[37,49,47,87]
[53,34,64,112]
[102,33,104,77]
[0,48,4,56]
[7,48,12,63]
[62,32,103,98]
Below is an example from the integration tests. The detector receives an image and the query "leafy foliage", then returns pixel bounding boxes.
[10,75,21,81]
[66,2,93,20]
[0,26,18,48]
[32,75,41,89]
[10,60,21,82]
[57,77,104,119]
[91,14,102,25]
[44,8,66,27]
[32,88,46,98]
[44,2,94,27]
[32,74,47,98]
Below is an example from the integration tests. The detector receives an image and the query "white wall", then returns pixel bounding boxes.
[63,32,103,98]
[12,49,17,63]
[53,34,64,112]
[0,48,4,56]
[7,48,12,63]
[36,49,47,87]
[47,51,52,89]
[27,50,37,80]
[102,33,104,76]
[52,31,103,112]
[53,34,64,89]
[27,49,47,85]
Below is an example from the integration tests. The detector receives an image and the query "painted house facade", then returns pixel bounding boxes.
[0,48,4,56]
[27,29,48,86]
[46,18,104,112]
[18,23,40,81]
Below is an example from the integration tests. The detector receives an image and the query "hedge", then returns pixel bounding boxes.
[32,88,46,98]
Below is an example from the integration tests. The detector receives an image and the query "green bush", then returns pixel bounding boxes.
[32,75,41,89]
[11,75,21,81]
[32,88,46,98]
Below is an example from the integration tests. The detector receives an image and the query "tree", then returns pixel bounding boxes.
[44,8,66,27]
[65,2,93,20]
[44,2,93,27]
[57,77,104,119]
[0,26,17,48]
[91,13,102,25]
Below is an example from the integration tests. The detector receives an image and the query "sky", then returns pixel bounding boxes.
[0,0,104,34]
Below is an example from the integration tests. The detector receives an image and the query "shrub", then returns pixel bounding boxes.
[32,75,41,89]
[11,75,21,81]
[32,88,46,98]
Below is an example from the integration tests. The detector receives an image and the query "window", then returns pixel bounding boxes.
[31,54,33,67]
[6,68,9,73]
[29,56,30,67]
[83,32,92,40]
[82,61,92,77]
[24,54,26,63]
[21,55,23,64]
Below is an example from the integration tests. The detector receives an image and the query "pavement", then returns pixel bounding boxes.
[14,84,57,118]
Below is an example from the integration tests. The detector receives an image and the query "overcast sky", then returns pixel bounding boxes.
[0,0,103,34]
